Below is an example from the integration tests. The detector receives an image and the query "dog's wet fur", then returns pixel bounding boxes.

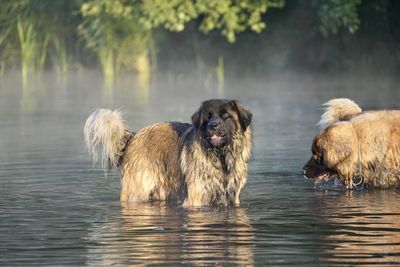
[84,99,252,207]
[303,98,400,189]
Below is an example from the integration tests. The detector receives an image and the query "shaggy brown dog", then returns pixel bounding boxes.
[302,98,400,189]
[84,99,252,207]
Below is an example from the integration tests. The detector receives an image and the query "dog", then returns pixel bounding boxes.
[84,99,252,207]
[302,98,400,189]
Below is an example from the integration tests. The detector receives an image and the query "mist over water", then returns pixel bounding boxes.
[1,70,400,266]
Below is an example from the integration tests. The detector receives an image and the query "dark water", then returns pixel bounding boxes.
[1,72,400,266]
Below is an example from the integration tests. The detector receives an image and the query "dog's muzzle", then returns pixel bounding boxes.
[206,120,227,147]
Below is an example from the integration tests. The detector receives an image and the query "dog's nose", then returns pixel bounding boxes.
[208,121,220,130]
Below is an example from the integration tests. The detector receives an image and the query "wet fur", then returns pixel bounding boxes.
[303,98,400,189]
[84,99,252,207]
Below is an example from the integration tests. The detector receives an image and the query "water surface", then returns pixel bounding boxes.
[1,72,400,266]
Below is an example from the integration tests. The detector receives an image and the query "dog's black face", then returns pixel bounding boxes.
[302,155,332,181]
[302,135,333,181]
[191,99,252,148]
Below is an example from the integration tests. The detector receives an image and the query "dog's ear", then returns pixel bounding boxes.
[191,106,203,130]
[318,127,353,167]
[312,133,324,156]
[231,100,252,131]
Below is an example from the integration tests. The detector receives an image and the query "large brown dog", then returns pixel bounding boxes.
[84,99,252,207]
[302,98,400,189]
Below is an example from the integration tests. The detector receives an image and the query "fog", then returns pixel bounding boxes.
[2,0,400,265]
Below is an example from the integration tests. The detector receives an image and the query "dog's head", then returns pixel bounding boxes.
[302,132,334,181]
[191,99,252,148]
[302,124,355,184]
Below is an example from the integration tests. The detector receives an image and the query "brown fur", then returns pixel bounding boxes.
[84,99,252,206]
[303,99,400,189]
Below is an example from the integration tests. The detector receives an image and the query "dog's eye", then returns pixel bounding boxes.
[313,155,323,163]
[208,112,213,119]
[222,113,230,119]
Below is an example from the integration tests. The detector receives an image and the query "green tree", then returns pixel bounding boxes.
[78,0,286,82]
[314,0,362,36]
[79,0,152,83]
[139,0,285,42]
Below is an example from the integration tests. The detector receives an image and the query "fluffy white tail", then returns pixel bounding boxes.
[84,109,132,172]
[317,98,362,130]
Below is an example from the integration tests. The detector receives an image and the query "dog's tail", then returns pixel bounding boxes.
[317,98,362,130]
[84,109,133,172]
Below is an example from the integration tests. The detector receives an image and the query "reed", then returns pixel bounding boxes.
[52,37,68,76]
[99,46,115,85]
[16,17,49,83]
[216,56,225,93]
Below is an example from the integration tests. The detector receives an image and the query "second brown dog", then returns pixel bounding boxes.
[303,98,400,189]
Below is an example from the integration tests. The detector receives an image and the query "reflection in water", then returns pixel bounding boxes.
[318,191,400,265]
[20,75,47,114]
[86,203,254,266]
[181,207,253,265]
[2,72,400,265]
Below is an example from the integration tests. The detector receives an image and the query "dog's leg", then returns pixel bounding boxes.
[335,160,356,189]
[182,197,204,207]
[230,193,240,207]
[182,178,209,207]
[120,171,157,202]
[226,184,241,207]
[227,168,247,207]
[345,176,354,189]
[337,172,354,189]
[183,189,205,207]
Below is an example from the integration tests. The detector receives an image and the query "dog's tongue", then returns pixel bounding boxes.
[211,134,221,141]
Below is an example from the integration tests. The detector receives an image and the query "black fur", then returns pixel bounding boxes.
[191,99,252,149]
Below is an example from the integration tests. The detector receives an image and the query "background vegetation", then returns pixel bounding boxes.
[0,0,399,83]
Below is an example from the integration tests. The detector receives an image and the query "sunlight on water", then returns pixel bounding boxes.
[1,71,400,266]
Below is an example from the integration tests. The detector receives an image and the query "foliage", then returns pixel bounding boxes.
[315,0,362,36]
[0,1,49,78]
[139,0,285,42]
[0,0,399,80]
[77,0,285,82]
[0,0,78,78]
[79,0,152,82]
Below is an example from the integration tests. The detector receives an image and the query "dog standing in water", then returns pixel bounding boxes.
[303,98,400,189]
[84,99,252,206]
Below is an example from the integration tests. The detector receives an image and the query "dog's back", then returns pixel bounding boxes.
[351,110,400,125]
[120,122,191,202]
[318,98,400,130]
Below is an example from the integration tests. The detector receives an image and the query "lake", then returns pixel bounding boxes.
[1,71,400,266]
